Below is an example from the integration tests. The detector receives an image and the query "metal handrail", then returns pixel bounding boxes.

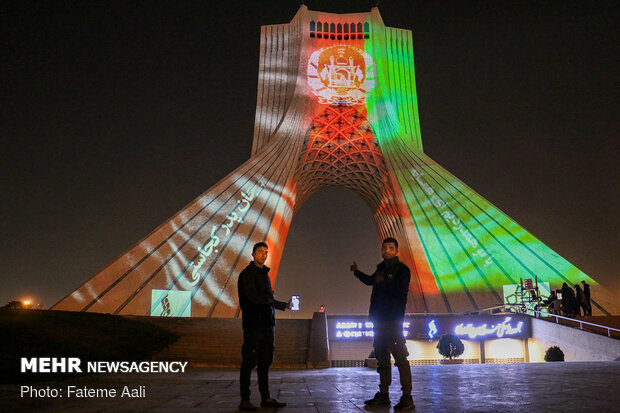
[501,304,620,338]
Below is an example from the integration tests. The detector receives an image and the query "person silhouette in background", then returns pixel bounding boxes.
[561,283,576,317]
[542,291,559,315]
[581,280,592,316]
[575,284,588,317]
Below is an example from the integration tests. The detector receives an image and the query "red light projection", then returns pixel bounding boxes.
[295,105,391,209]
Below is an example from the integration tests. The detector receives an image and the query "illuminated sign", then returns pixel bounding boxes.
[150,289,191,317]
[307,45,376,105]
[328,315,530,341]
[428,320,438,339]
[454,317,523,339]
[334,321,410,339]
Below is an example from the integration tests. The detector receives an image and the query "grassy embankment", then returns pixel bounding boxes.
[0,309,178,384]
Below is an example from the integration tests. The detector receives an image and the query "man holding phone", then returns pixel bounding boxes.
[237,242,290,411]
[351,237,415,411]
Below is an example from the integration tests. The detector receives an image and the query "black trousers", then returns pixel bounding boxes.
[373,320,412,395]
[240,326,274,401]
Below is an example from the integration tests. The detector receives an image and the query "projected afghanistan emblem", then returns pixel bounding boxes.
[307,45,375,105]
[53,6,616,317]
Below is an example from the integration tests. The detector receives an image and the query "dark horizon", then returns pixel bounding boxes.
[1,0,618,312]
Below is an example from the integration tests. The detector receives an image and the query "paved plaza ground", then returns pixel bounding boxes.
[2,362,619,412]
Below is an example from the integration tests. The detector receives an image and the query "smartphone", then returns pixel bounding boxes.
[556,292,562,300]
[290,295,300,311]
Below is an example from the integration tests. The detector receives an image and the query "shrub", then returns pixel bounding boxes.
[436,333,465,360]
[544,346,565,362]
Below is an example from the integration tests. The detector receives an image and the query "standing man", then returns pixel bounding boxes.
[351,237,415,411]
[581,280,592,316]
[237,242,289,411]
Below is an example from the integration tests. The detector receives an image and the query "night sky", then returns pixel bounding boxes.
[2,0,618,315]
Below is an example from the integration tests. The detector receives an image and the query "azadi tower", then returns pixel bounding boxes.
[54,6,616,316]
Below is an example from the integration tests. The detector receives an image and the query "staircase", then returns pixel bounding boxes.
[273,319,313,367]
[130,316,312,368]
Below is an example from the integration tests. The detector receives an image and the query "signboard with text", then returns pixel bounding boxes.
[328,314,531,341]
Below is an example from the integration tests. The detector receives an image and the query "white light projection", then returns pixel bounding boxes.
[150,175,275,316]
[72,281,99,303]
[186,187,259,286]
[150,289,191,317]
[151,189,243,314]
[202,177,287,312]
[71,290,84,303]
[185,176,281,313]
[307,45,376,105]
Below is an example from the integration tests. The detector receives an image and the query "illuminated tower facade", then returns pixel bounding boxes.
[54,6,615,316]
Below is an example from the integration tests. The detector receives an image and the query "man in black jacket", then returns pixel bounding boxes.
[237,242,289,411]
[351,237,414,411]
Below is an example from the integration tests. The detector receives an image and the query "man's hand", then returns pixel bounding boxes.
[286,298,292,310]
[350,261,358,272]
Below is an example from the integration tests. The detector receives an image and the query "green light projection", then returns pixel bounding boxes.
[362,13,597,311]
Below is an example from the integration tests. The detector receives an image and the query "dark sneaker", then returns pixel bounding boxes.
[394,394,415,411]
[239,399,258,411]
[364,391,391,406]
[261,398,287,408]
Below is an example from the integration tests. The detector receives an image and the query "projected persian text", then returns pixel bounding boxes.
[187,180,266,286]
[412,168,494,266]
